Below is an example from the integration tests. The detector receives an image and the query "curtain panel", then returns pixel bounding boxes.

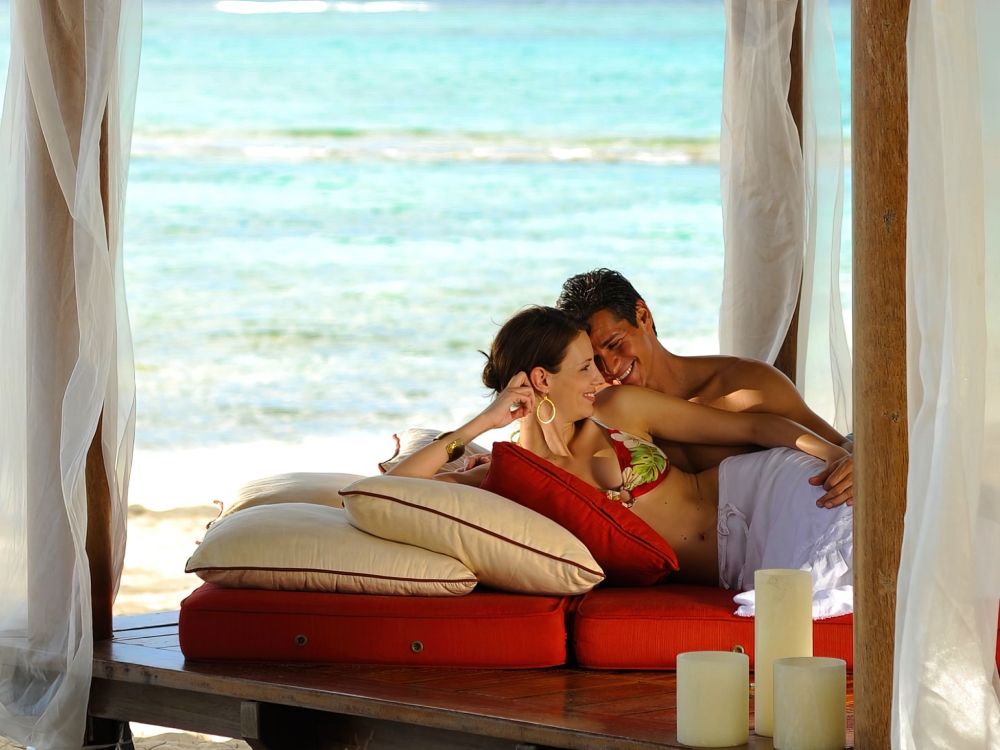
[895,0,1000,746]
[719,0,852,434]
[0,0,140,748]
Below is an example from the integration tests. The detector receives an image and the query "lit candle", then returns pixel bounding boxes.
[773,657,847,750]
[753,568,813,737]
[677,651,750,747]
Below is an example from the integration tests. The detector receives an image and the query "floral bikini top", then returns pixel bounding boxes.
[590,418,670,509]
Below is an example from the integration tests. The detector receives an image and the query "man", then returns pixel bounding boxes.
[557,268,853,508]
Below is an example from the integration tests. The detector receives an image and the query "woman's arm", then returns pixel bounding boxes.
[595,385,848,466]
[386,374,534,481]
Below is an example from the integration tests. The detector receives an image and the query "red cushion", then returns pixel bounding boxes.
[179,583,571,668]
[480,442,679,587]
[572,585,854,671]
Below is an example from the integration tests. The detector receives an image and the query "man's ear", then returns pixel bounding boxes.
[635,300,655,333]
[529,367,550,393]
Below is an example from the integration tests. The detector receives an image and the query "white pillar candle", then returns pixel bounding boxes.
[773,657,847,750]
[753,568,813,737]
[677,651,750,748]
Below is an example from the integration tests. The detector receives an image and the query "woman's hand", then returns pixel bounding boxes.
[482,372,536,430]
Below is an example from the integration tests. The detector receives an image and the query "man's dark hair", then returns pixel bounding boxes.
[556,268,656,335]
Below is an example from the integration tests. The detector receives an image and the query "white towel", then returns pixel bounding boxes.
[733,585,854,620]
[716,447,854,619]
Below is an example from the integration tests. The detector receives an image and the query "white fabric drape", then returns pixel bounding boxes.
[895,0,1000,746]
[719,0,852,435]
[719,0,803,366]
[796,0,850,435]
[0,0,140,748]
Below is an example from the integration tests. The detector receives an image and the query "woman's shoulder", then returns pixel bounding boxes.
[594,383,667,414]
[593,385,654,431]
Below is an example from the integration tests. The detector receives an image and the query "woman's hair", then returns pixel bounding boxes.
[482,306,588,393]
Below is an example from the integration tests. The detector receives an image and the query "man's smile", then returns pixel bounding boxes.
[616,360,635,383]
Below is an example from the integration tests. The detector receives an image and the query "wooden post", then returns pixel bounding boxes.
[773,0,803,385]
[26,0,86,644]
[86,411,114,642]
[86,110,116,643]
[24,2,115,643]
[852,0,909,746]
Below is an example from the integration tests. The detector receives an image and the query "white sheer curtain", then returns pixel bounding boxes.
[0,0,140,748]
[719,0,852,435]
[895,0,1000,746]
[797,0,850,435]
[719,0,803,366]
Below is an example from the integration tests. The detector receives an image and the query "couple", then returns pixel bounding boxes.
[391,270,854,600]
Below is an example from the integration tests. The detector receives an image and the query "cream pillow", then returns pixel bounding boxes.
[340,476,605,596]
[186,503,477,596]
[378,428,490,474]
[221,472,365,517]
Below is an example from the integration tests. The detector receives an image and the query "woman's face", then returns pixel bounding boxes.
[542,332,606,422]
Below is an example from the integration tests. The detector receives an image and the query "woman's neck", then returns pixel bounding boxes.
[519,416,579,459]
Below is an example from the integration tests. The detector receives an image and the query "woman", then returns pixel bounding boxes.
[389,306,852,595]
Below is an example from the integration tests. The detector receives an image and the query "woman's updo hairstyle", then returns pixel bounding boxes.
[482,306,589,393]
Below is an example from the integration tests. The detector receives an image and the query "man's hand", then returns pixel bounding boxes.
[809,454,854,508]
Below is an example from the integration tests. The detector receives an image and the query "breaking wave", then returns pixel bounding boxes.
[216,1,432,13]
[131,128,721,164]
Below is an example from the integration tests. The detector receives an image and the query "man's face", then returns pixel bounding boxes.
[586,303,656,387]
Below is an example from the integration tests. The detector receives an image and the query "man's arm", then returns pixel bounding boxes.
[725,359,853,506]
[725,359,851,450]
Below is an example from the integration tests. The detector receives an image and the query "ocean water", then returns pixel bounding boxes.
[1,0,853,505]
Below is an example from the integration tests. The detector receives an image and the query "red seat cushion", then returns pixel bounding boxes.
[179,583,571,668]
[480,442,679,587]
[572,585,854,672]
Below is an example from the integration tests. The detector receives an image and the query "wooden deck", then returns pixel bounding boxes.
[90,612,855,750]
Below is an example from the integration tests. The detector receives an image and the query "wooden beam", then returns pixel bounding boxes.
[852,0,909,746]
[773,0,803,385]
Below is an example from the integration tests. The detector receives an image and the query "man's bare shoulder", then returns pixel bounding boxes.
[679,354,793,407]
[711,355,790,387]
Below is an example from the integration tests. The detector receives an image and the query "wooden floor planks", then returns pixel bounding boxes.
[93,612,855,750]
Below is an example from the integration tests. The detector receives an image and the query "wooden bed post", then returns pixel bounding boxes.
[852,0,909,746]
[773,0,803,385]
[86,110,116,644]
[25,2,115,644]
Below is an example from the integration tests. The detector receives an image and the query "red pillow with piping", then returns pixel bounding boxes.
[480,442,679,587]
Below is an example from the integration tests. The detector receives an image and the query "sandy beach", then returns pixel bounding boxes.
[0,732,250,750]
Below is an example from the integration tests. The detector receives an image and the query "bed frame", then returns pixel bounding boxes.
[58,0,906,746]
[87,611,854,749]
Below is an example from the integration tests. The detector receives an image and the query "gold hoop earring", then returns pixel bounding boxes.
[535,395,556,425]
[510,428,521,446]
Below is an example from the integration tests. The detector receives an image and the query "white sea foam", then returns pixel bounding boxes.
[130,132,724,165]
[242,144,331,161]
[217,0,329,13]
[333,1,432,12]
[550,146,593,161]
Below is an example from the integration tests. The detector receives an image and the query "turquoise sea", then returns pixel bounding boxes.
[1,0,852,454]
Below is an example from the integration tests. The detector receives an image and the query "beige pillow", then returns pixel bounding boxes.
[221,472,366,517]
[378,428,490,474]
[186,503,477,596]
[340,476,605,596]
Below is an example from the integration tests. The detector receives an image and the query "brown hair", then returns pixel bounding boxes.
[482,306,588,393]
